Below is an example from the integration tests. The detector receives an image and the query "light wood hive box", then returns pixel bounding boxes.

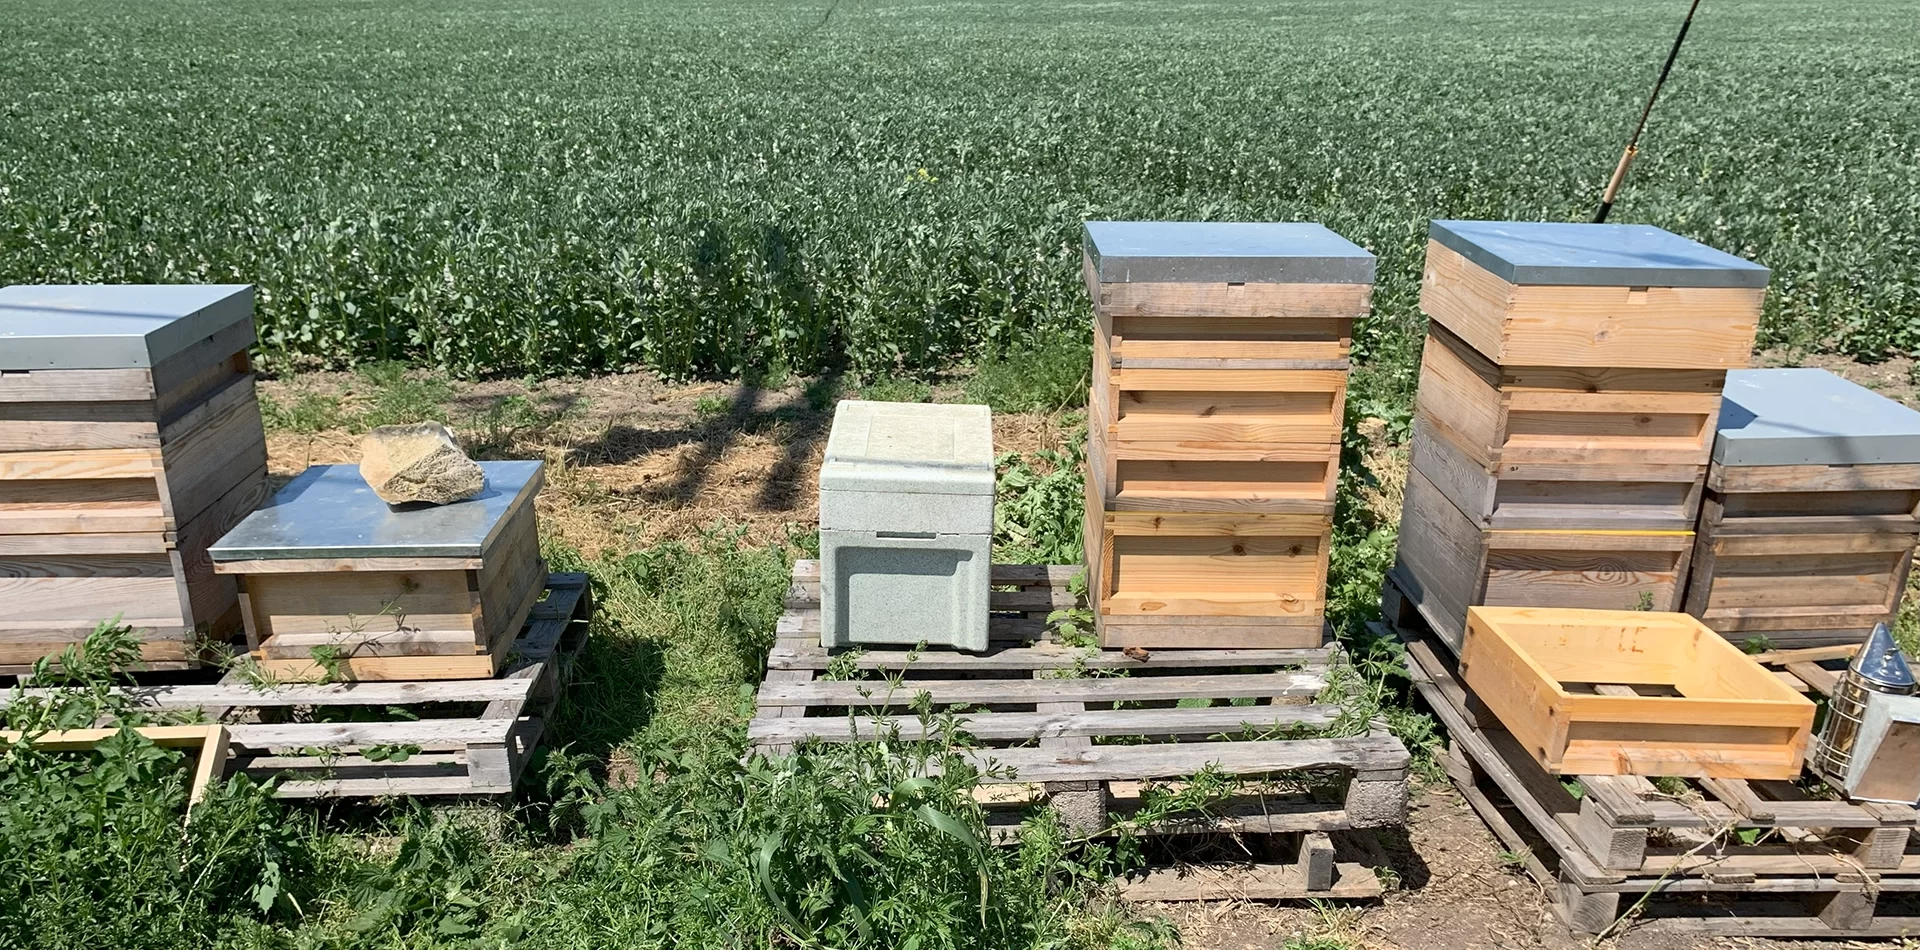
[1457,606,1815,780]
[1685,369,1920,647]
[210,461,545,681]
[0,285,267,671]
[1396,222,1768,653]
[1080,221,1373,648]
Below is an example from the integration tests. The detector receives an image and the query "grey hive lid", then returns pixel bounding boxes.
[1428,220,1769,289]
[209,460,544,561]
[1083,221,1375,284]
[820,400,995,496]
[0,284,255,370]
[1715,368,1920,467]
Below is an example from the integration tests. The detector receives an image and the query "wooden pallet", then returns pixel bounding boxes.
[1381,573,1920,937]
[756,561,1408,855]
[1116,828,1390,902]
[3,572,592,798]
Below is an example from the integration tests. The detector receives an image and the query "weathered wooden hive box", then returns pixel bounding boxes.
[1684,368,1920,648]
[209,460,545,680]
[0,284,267,671]
[1458,606,1815,779]
[1395,221,1767,651]
[818,400,994,652]
[1081,221,1374,648]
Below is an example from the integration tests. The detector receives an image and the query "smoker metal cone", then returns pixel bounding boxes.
[1852,622,1917,693]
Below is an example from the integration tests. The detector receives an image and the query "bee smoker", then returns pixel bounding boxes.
[1813,623,1917,786]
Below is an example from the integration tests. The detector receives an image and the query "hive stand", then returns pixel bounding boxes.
[751,560,1410,900]
[0,573,592,798]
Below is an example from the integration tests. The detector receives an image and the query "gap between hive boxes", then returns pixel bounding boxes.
[1,572,592,799]
[751,560,1409,900]
[1378,572,1920,937]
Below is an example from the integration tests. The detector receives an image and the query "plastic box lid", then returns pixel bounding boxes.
[1083,221,1375,284]
[210,460,545,561]
[1715,368,1920,467]
[0,284,255,370]
[1428,221,1769,289]
[820,401,994,496]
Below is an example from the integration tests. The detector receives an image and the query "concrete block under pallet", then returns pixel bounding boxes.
[818,400,994,652]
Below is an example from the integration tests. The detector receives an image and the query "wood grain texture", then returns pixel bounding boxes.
[0,367,155,404]
[1415,324,1724,469]
[1684,481,1920,645]
[1085,251,1373,320]
[1420,240,1763,369]
[1457,606,1814,779]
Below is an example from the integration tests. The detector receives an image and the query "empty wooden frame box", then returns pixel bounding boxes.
[1686,368,1920,647]
[1458,606,1815,780]
[0,285,267,671]
[209,460,545,680]
[1081,221,1374,647]
[1394,221,1768,652]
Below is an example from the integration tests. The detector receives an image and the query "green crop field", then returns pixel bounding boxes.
[5,0,1918,404]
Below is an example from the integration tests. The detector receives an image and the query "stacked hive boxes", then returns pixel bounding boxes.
[1684,368,1920,648]
[1081,221,1375,648]
[0,285,268,670]
[1392,221,1768,652]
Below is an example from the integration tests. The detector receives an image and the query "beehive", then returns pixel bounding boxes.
[0,285,267,670]
[209,461,545,681]
[1684,369,1920,647]
[1082,221,1374,647]
[1395,222,1768,652]
[818,400,995,652]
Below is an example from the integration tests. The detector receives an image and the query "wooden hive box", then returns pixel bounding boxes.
[1080,221,1370,648]
[1392,464,1695,653]
[1411,323,1718,531]
[1083,220,1372,514]
[1457,606,1815,779]
[1684,369,1920,648]
[0,285,267,671]
[1420,220,1768,370]
[1082,478,1330,648]
[210,461,545,681]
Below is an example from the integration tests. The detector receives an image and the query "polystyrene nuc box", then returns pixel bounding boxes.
[819,400,995,652]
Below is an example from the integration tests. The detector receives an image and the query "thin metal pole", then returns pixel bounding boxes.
[1594,0,1704,223]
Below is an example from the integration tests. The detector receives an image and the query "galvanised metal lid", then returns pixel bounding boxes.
[0,284,255,370]
[1083,221,1375,284]
[820,400,994,497]
[1428,220,1769,289]
[1715,368,1920,467]
[209,460,544,561]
